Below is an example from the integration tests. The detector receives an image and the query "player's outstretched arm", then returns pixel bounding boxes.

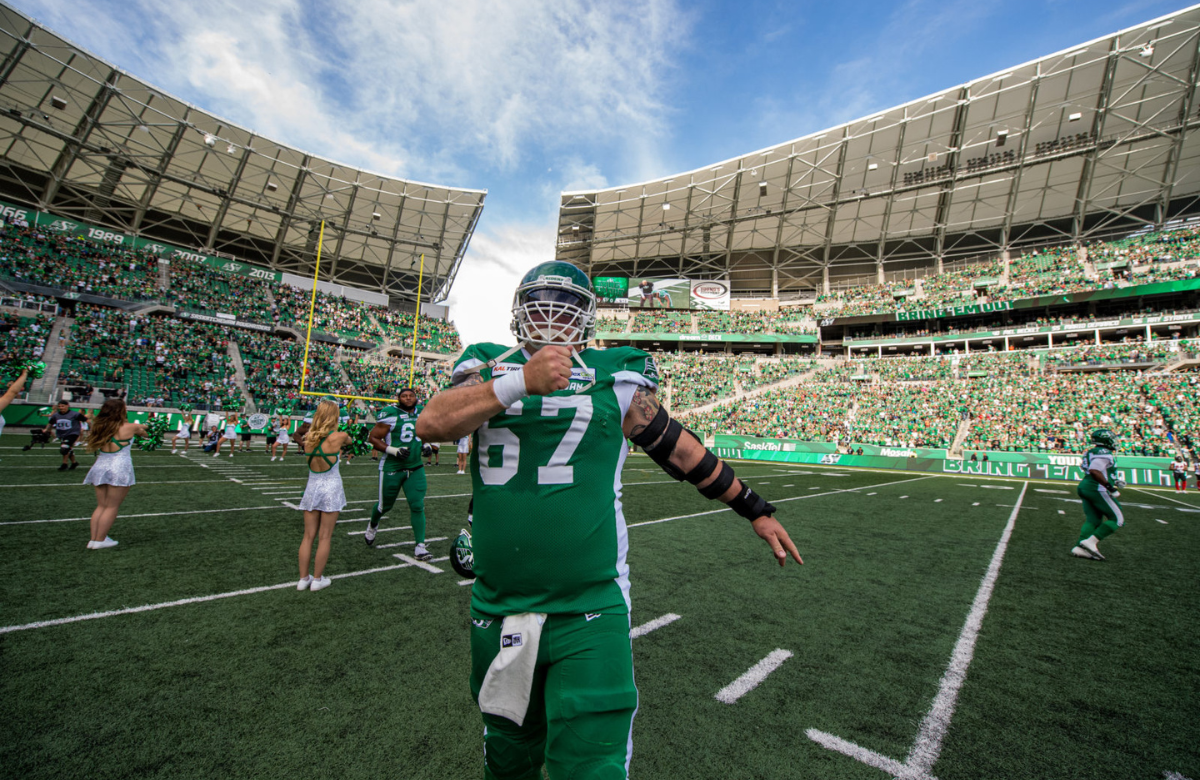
[622,386,802,567]
[418,345,573,442]
[0,369,28,413]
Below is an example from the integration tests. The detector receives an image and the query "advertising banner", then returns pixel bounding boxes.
[598,277,732,310]
[177,310,275,333]
[596,331,817,344]
[713,434,1177,486]
[689,280,730,310]
[0,198,282,282]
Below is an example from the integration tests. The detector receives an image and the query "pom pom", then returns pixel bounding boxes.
[23,360,45,379]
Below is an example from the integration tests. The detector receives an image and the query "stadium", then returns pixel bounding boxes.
[1,2,1198,779]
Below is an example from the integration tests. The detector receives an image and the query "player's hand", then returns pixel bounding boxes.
[523,346,573,395]
[750,516,803,567]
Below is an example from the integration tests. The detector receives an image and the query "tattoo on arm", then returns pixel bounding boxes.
[627,386,661,439]
[452,370,486,389]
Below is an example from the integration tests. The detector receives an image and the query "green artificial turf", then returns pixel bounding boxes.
[0,435,1196,779]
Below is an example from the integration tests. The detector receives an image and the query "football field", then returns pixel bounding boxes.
[1,434,1197,780]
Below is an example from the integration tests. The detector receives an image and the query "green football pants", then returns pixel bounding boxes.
[1077,480,1124,544]
[370,466,426,544]
[469,613,638,780]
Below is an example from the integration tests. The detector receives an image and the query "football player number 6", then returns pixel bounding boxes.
[477,397,594,486]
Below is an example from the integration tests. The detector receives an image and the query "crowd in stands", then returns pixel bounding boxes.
[61,305,242,409]
[0,309,52,374]
[596,313,628,334]
[919,260,1003,309]
[658,353,752,409]
[844,384,968,448]
[376,308,463,353]
[239,333,348,412]
[680,384,859,441]
[740,357,814,392]
[962,371,1174,455]
[1044,340,1183,368]
[630,311,691,334]
[168,262,275,323]
[0,224,161,301]
[810,227,1200,321]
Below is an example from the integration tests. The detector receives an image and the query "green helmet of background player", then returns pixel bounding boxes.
[510,260,597,347]
[1090,429,1116,449]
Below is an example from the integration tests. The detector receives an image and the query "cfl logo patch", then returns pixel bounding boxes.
[501,633,523,648]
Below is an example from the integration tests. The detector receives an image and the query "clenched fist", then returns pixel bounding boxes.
[523,345,574,395]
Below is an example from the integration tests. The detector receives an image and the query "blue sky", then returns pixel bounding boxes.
[14,0,1190,342]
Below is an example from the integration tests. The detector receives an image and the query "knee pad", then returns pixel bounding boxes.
[60,443,71,455]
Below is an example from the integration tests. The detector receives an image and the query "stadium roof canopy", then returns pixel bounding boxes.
[557,5,1200,297]
[0,3,485,304]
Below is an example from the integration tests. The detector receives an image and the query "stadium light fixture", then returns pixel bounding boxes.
[266,182,278,192]
[1068,112,1082,122]
[49,95,67,110]
[867,163,879,171]
[1140,44,1154,57]
[203,133,217,148]
[996,130,1008,147]
[227,144,236,154]
[662,203,671,210]
[372,212,382,220]
[759,182,768,195]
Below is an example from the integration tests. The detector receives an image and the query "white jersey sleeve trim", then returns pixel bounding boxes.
[452,358,486,382]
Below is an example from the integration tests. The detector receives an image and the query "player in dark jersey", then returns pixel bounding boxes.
[45,399,87,471]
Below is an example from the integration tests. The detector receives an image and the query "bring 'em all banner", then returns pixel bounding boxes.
[712,434,1179,486]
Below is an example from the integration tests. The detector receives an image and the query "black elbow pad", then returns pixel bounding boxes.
[697,460,736,499]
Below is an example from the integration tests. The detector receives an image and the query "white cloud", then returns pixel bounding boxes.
[19,0,689,185]
[442,222,557,346]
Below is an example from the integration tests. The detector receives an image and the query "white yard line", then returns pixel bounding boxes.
[808,481,1029,780]
[375,536,448,549]
[457,579,473,586]
[347,525,411,536]
[392,552,444,573]
[1156,519,1169,524]
[1132,487,1200,510]
[0,562,424,634]
[345,492,473,505]
[627,476,934,528]
[630,613,681,639]
[1,505,284,526]
[714,649,793,704]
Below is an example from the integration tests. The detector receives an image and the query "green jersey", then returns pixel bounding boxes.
[1080,446,1118,485]
[376,404,424,470]
[453,343,659,617]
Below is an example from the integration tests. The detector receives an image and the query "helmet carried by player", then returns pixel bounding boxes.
[450,527,475,579]
[510,261,597,347]
[1090,429,1116,449]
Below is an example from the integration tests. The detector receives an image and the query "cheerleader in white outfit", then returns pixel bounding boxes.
[214,411,238,458]
[82,398,146,550]
[170,413,194,454]
[271,415,291,461]
[296,400,349,592]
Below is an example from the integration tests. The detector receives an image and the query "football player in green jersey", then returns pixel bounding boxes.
[365,387,431,560]
[1073,428,1126,561]
[418,260,802,780]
